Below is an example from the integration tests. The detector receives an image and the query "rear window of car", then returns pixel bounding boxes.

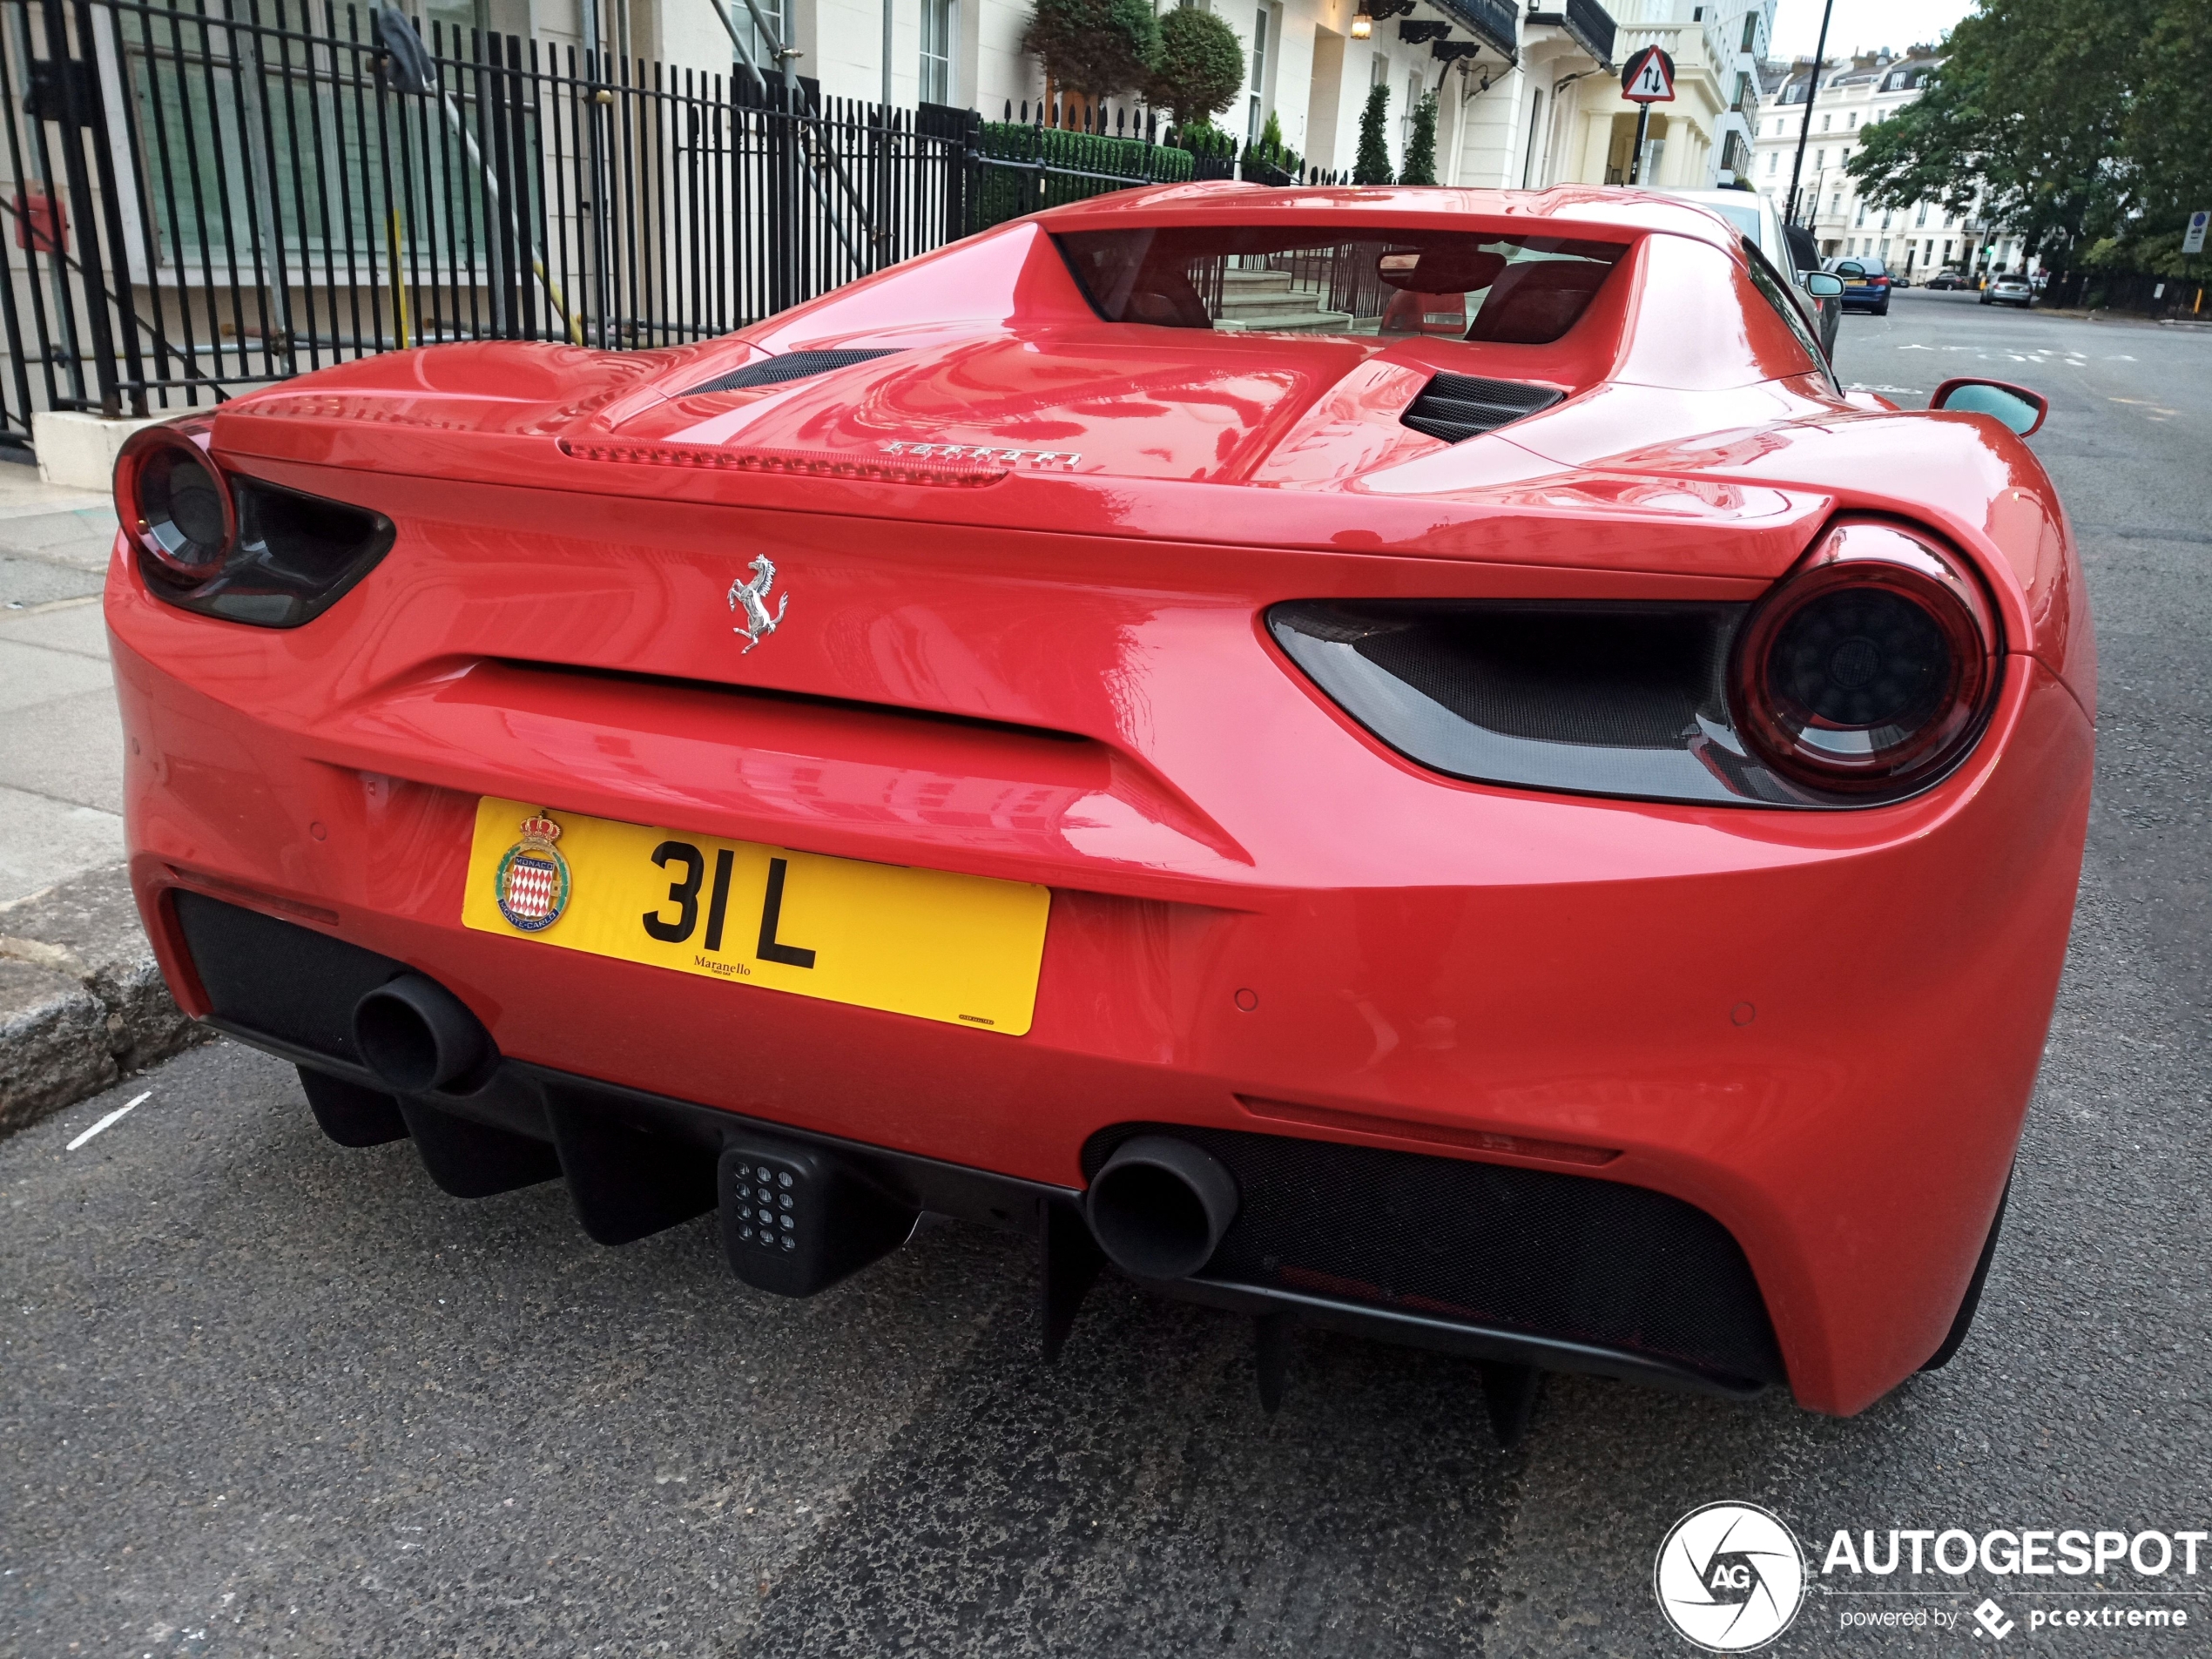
[1052,227,1628,344]
[1843,257,1888,276]
[1696,200,1764,242]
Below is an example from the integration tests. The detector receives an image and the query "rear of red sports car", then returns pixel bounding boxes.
[105,188,2093,1420]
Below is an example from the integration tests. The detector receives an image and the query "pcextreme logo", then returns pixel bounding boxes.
[1655,1502,1809,1652]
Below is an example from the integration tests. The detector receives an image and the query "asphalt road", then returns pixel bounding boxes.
[6,291,2209,1657]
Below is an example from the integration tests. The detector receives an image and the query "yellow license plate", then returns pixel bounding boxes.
[462,797,1050,1035]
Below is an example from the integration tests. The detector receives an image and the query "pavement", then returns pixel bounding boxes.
[0,456,206,1134]
[3,292,2210,1656]
[0,452,126,901]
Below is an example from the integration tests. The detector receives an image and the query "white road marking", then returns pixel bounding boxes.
[65,1091,151,1151]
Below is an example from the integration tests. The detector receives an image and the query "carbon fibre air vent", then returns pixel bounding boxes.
[684,348,903,396]
[1399,373,1564,443]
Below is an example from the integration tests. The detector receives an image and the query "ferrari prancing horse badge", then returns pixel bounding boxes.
[494,813,572,932]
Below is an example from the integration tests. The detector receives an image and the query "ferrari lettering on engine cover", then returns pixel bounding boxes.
[880,441,1081,468]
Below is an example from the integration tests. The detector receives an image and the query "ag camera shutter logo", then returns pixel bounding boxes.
[1655,1502,1808,1651]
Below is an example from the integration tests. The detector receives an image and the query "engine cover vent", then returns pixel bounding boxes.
[1399,372,1564,443]
[684,348,903,397]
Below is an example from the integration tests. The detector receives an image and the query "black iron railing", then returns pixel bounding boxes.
[0,0,1367,445]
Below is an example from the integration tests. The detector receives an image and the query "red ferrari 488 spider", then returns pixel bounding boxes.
[107,185,2091,1431]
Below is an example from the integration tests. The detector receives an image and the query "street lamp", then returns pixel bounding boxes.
[1784,0,1835,226]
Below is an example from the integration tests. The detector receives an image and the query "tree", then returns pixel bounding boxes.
[1244,107,1301,180]
[1145,7,1245,127]
[2122,0,2212,229]
[1352,84,1393,185]
[1022,0,1160,103]
[1399,91,1438,185]
[1844,0,2210,273]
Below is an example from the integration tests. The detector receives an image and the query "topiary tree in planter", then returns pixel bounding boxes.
[1352,83,1393,185]
[1399,90,1439,185]
[1146,6,1247,127]
[1022,0,1161,102]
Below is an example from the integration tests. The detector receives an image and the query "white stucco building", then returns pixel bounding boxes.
[1751,48,2033,278]
[478,0,1766,192]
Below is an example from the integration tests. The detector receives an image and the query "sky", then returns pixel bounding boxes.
[1768,0,1978,62]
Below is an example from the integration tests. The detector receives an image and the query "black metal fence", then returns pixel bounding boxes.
[0,0,988,433]
[0,0,1345,445]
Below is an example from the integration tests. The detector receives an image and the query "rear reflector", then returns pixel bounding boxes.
[1238,1096,1619,1166]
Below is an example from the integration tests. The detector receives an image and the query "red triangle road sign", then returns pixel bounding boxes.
[1622,45,1676,103]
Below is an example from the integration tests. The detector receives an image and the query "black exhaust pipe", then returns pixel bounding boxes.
[1084,1135,1238,1280]
[352,974,496,1095]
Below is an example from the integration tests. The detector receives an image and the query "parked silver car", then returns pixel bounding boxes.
[1981,273,2034,308]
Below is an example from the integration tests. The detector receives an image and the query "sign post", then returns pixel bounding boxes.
[1620,46,1676,186]
[2187,212,2208,316]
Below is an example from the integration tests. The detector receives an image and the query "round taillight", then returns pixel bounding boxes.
[117,427,233,582]
[1732,520,1999,795]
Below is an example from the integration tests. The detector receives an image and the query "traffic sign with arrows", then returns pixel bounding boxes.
[1622,45,1676,103]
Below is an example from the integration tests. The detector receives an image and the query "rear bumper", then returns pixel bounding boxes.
[111,523,2094,1414]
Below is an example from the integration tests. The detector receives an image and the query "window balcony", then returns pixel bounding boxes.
[1524,0,1615,69]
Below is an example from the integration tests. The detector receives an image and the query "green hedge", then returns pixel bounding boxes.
[972,122,1195,230]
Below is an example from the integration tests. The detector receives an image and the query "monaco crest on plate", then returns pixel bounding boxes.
[494,813,572,932]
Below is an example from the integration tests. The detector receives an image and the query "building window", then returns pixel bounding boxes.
[1814,148,1824,166]
[920,0,954,103]
[1820,112,1831,132]
[1848,111,1858,127]
[1766,151,1777,175]
[1740,11,1757,50]
[1915,202,1928,227]
[420,0,484,48]
[737,0,786,72]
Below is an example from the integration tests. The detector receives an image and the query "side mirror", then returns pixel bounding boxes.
[1802,272,1845,299]
[1832,261,1865,280]
[1930,377,2047,437]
